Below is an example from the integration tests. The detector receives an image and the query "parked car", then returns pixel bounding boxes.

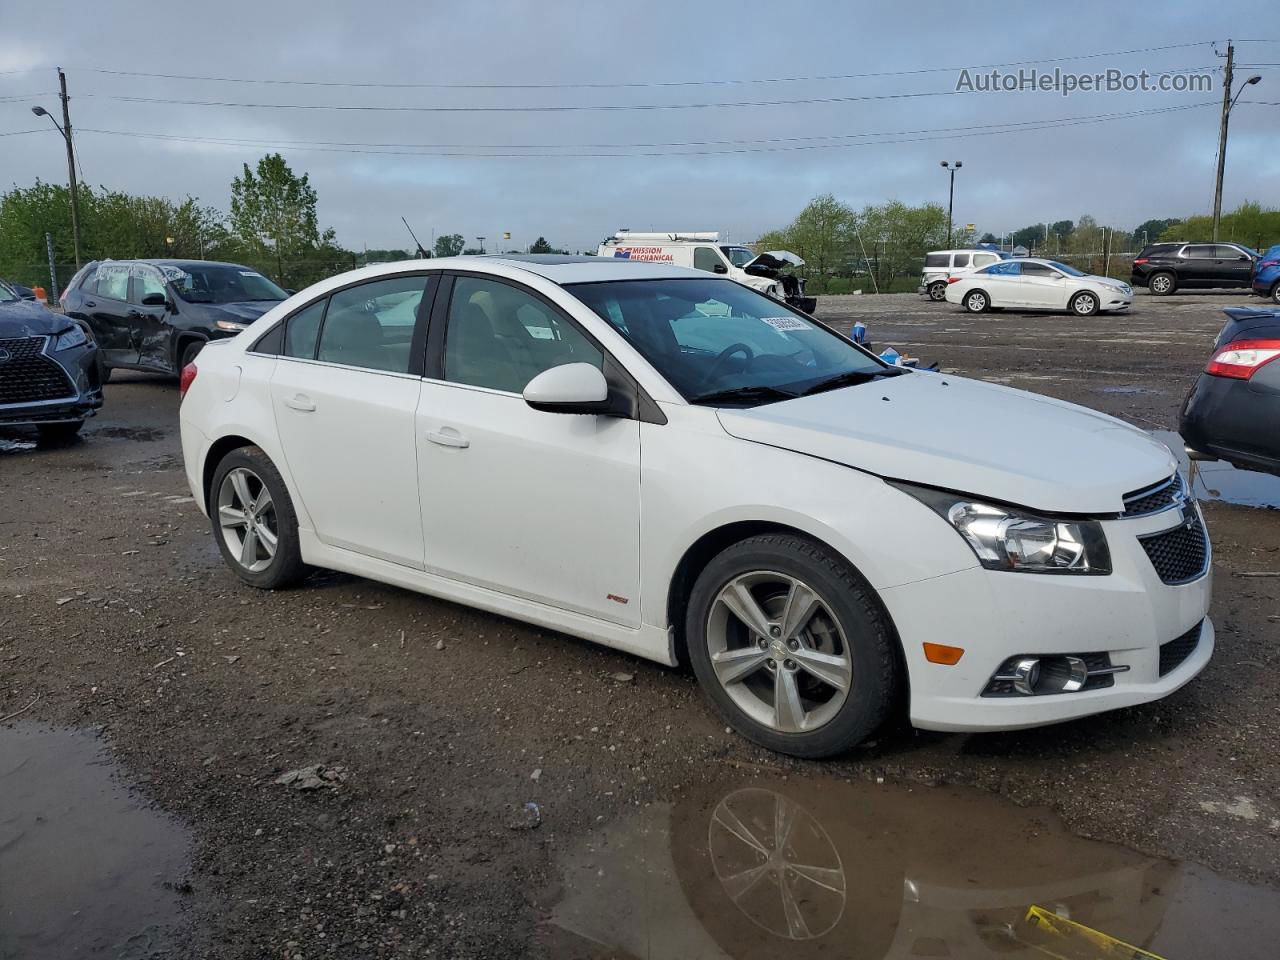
[1131,242,1258,295]
[61,259,290,379]
[1180,306,1280,476]
[917,248,1008,302]
[180,256,1212,758]
[596,232,816,313]
[945,258,1133,315]
[0,280,103,440]
[1250,244,1280,304]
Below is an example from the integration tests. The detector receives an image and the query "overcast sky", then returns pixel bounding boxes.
[2,1,1276,253]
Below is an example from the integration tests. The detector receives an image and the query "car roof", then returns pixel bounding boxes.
[450,254,699,283]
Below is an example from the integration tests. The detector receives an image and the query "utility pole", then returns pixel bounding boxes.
[1212,41,1234,242]
[59,69,83,268]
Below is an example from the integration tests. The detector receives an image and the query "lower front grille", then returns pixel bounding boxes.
[1159,620,1203,677]
[0,336,75,406]
[1138,513,1209,585]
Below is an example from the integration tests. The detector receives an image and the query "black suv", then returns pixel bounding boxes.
[61,259,290,378]
[1131,242,1258,296]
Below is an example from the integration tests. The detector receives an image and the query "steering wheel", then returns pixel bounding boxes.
[697,342,755,390]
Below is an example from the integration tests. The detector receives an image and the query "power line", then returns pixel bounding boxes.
[0,128,43,136]
[70,42,1209,89]
[72,102,1214,159]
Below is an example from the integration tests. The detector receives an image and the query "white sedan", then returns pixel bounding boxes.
[179,256,1210,758]
[945,257,1133,315]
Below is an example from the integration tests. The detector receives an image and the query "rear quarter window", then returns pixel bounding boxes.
[924,254,949,268]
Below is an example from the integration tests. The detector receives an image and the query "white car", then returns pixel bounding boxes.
[945,258,1133,315]
[179,256,1211,758]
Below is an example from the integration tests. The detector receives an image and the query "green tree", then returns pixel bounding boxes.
[229,154,333,285]
[529,236,568,254]
[1133,218,1181,248]
[1157,202,1279,251]
[434,233,465,257]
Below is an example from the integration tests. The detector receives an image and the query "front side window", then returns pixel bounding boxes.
[693,247,724,273]
[129,266,167,304]
[1044,260,1085,277]
[443,276,602,394]
[283,299,326,359]
[1215,245,1250,260]
[972,254,997,267]
[316,276,429,373]
[952,253,970,268]
[568,277,888,405]
[721,246,756,267]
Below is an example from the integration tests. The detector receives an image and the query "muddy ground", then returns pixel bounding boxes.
[2,289,1279,958]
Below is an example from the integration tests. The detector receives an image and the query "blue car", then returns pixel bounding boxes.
[1253,244,1280,304]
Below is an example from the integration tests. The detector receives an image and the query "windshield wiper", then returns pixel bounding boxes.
[689,384,798,407]
[800,369,893,397]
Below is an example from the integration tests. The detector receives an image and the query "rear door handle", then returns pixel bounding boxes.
[424,427,469,449]
[84,300,97,307]
[282,394,316,412]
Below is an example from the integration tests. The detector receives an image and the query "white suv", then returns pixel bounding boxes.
[919,249,1008,301]
[179,255,1213,758]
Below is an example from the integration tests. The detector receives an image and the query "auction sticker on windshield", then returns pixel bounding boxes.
[760,316,809,331]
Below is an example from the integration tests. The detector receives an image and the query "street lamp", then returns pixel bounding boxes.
[1213,74,1262,241]
[940,161,962,248]
[476,236,486,254]
[31,102,83,267]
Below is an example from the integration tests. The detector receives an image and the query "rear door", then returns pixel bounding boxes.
[130,265,176,372]
[978,260,1024,305]
[82,263,137,366]
[269,273,435,568]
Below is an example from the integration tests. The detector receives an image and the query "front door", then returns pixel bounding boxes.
[1215,245,1255,287]
[1019,262,1068,309]
[270,274,434,568]
[130,264,175,371]
[1181,245,1217,285]
[415,274,642,627]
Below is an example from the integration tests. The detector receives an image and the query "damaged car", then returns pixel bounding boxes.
[0,281,103,440]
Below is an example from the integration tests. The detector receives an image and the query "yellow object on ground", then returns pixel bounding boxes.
[1020,905,1168,960]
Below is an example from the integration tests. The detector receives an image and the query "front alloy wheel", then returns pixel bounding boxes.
[1071,291,1100,316]
[964,290,989,313]
[687,534,897,758]
[1272,282,1280,305]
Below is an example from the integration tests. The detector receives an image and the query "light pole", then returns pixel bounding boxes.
[1212,68,1262,241]
[940,161,962,248]
[476,236,486,254]
[32,86,83,268]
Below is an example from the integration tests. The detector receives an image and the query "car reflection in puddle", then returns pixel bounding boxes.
[1152,430,1280,510]
[0,723,192,959]
[544,777,1280,959]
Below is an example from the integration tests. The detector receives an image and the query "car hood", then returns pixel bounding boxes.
[743,250,804,278]
[716,372,1175,514]
[184,300,281,323]
[0,299,62,337]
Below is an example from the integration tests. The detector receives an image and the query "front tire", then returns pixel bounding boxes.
[36,420,84,444]
[209,446,307,589]
[1071,291,1100,316]
[686,534,898,759]
[963,289,989,313]
[1148,272,1176,296]
[927,281,947,302]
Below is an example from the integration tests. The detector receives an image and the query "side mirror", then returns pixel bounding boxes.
[141,292,168,307]
[523,363,612,415]
[713,263,729,274]
[285,288,297,295]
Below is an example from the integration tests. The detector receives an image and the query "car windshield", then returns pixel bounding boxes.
[1045,260,1086,277]
[163,264,288,304]
[720,246,756,268]
[0,283,18,304]
[566,278,890,406]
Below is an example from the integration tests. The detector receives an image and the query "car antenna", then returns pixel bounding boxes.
[402,217,429,259]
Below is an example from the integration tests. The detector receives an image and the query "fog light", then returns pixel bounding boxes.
[983,653,1128,697]
[1010,657,1040,696]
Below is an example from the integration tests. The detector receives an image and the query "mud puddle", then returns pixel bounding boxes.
[1153,431,1280,509]
[0,722,192,959]
[544,777,1280,959]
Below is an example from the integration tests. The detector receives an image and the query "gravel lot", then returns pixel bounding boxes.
[2,289,1278,958]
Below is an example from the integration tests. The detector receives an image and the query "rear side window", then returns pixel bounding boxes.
[952,253,970,268]
[95,264,130,300]
[283,299,326,359]
[1185,245,1215,259]
[316,275,428,373]
[983,261,1021,276]
[925,254,949,268]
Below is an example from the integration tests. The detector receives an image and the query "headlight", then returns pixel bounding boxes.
[53,325,89,350]
[892,482,1111,575]
[215,319,249,332]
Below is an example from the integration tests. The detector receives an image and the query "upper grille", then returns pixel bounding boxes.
[1123,474,1186,517]
[0,336,75,407]
[1159,620,1203,676]
[1139,512,1209,585]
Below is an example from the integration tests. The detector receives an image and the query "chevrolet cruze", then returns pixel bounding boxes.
[178,256,1213,758]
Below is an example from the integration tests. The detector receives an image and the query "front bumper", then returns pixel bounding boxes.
[0,337,103,426]
[879,504,1213,732]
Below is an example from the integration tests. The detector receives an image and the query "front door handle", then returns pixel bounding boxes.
[282,394,316,412]
[424,427,469,449]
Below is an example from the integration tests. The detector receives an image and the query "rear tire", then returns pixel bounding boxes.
[963,289,990,313]
[209,446,307,589]
[685,534,898,759]
[1070,291,1100,316]
[927,281,947,302]
[36,420,84,444]
[1148,272,1176,296]
[1271,282,1280,305]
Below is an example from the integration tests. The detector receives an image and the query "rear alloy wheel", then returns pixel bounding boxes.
[964,290,989,313]
[927,281,948,302]
[687,534,897,758]
[1149,272,1176,296]
[210,447,306,589]
[1272,282,1280,305]
[1071,291,1100,316]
